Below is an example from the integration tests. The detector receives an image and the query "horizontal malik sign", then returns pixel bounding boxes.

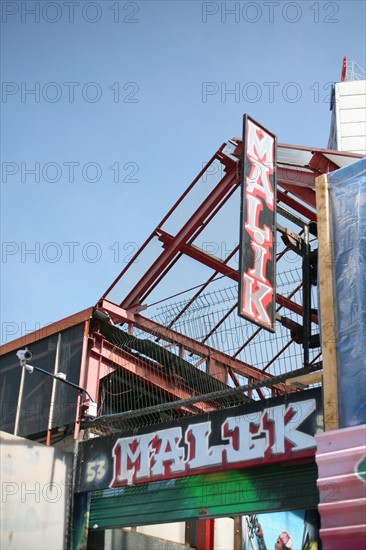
[75,388,321,493]
[238,114,277,332]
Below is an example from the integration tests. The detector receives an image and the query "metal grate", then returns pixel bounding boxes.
[88,267,321,434]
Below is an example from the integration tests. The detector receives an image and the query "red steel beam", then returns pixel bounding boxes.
[278,182,316,208]
[158,232,236,279]
[136,182,239,308]
[98,300,292,392]
[307,151,340,173]
[233,139,362,161]
[197,519,215,550]
[166,245,240,329]
[101,146,227,301]
[277,166,317,189]
[132,315,291,392]
[276,294,318,324]
[277,189,316,221]
[91,340,216,414]
[157,230,318,324]
[120,167,238,309]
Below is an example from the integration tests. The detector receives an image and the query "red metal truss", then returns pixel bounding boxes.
[232,140,344,210]
[277,189,316,221]
[102,141,358,316]
[93,140,361,406]
[157,230,318,324]
[102,143,232,303]
[90,338,216,414]
[113,145,341,314]
[307,151,340,173]
[133,315,291,393]
[97,299,291,393]
[120,167,238,310]
[277,165,318,190]
[278,181,316,209]
[136,183,241,309]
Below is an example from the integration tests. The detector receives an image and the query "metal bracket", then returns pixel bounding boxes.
[277,223,305,256]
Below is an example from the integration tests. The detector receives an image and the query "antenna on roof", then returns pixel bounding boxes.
[341,56,347,81]
[340,57,366,82]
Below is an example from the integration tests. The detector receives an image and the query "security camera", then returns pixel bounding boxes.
[16,349,33,362]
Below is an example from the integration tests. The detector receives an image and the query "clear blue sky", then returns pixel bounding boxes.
[1,0,365,344]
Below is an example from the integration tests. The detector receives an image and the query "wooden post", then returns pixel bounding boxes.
[316,174,339,431]
[233,516,243,550]
[286,372,323,389]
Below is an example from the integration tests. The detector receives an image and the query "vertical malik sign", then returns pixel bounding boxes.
[239,115,277,332]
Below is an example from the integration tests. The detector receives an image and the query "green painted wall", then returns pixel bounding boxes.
[89,462,318,530]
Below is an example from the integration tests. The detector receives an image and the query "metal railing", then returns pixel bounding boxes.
[345,60,366,81]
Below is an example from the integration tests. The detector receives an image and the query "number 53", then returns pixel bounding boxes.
[86,460,106,482]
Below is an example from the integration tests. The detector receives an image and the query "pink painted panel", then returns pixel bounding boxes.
[318,498,366,528]
[319,524,366,550]
[315,425,366,550]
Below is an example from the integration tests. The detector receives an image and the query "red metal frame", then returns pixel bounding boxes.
[72,141,362,434]
[101,143,361,317]
[120,168,238,309]
[103,143,352,318]
[87,142,363,407]
[197,519,215,550]
[101,145,229,301]
[91,337,216,414]
[341,56,347,81]
[157,230,318,323]
[97,299,291,393]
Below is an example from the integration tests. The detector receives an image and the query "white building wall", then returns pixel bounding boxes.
[135,518,236,548]
[214,517,234,549]
[137,522,186,544]
[330,80,366,154]
[0,431,73,550]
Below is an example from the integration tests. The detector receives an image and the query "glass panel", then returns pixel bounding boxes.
[52,323,84,428]
[0,352,22,433]
[17,335,57,437]
[0,322,85,437]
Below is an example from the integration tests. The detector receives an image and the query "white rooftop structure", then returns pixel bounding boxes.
[328,59,366,155]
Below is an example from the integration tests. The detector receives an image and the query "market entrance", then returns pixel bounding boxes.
[74,388,322,549]
[87,462,319,529]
